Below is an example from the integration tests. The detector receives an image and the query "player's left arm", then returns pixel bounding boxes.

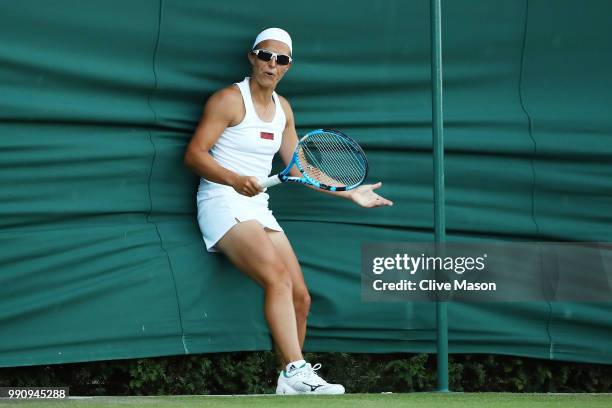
[277,95,393,208]
[277,96,301,178]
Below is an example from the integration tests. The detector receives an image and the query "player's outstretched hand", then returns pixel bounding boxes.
[348,182,393,208]
[232,175,263,197]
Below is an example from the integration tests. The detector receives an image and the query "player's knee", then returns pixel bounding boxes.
[261,260,292,291]
[294,290,311,320]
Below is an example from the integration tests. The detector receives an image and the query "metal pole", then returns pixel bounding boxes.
[430,0,449,392]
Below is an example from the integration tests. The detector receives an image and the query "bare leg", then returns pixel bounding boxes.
[216,220,303,365]
[267,230,311,368]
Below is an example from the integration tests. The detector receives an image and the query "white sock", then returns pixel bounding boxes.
[285,359,306,373]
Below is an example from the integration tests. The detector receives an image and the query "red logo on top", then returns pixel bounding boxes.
[260,132,274,140]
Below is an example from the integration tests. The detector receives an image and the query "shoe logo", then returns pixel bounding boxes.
[302,382,323,392]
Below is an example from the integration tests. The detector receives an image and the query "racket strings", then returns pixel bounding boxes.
[309,135,366,185]
[325,133,367,173]
[318,137,363,183]
[298,132,367,188]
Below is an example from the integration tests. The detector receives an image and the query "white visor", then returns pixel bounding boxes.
[252,27,292,54]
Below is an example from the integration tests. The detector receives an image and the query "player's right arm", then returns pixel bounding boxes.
[184,87,262,196]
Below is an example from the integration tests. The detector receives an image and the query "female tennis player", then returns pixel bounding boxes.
[184,28,393,395]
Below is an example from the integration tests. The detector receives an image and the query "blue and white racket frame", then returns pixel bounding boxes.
[260,128,369,192]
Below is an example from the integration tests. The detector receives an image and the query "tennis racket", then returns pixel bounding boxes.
[259,128,369,191]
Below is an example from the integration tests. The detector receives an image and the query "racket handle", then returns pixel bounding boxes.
[259,175,282,189]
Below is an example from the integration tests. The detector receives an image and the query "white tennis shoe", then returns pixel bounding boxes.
[276,362,345,395]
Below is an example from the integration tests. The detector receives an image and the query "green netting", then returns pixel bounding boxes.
[1,0,611,368]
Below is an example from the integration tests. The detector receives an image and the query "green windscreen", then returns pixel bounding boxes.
[0,0,611,368]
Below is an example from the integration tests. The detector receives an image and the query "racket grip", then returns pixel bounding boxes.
[259,175,282,189]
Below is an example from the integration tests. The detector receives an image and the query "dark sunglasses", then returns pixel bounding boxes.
[251,49,293,65]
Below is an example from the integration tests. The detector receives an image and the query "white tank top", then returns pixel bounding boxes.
[198,77,286,199]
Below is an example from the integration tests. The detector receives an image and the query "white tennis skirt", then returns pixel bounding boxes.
[196,189,283,252]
